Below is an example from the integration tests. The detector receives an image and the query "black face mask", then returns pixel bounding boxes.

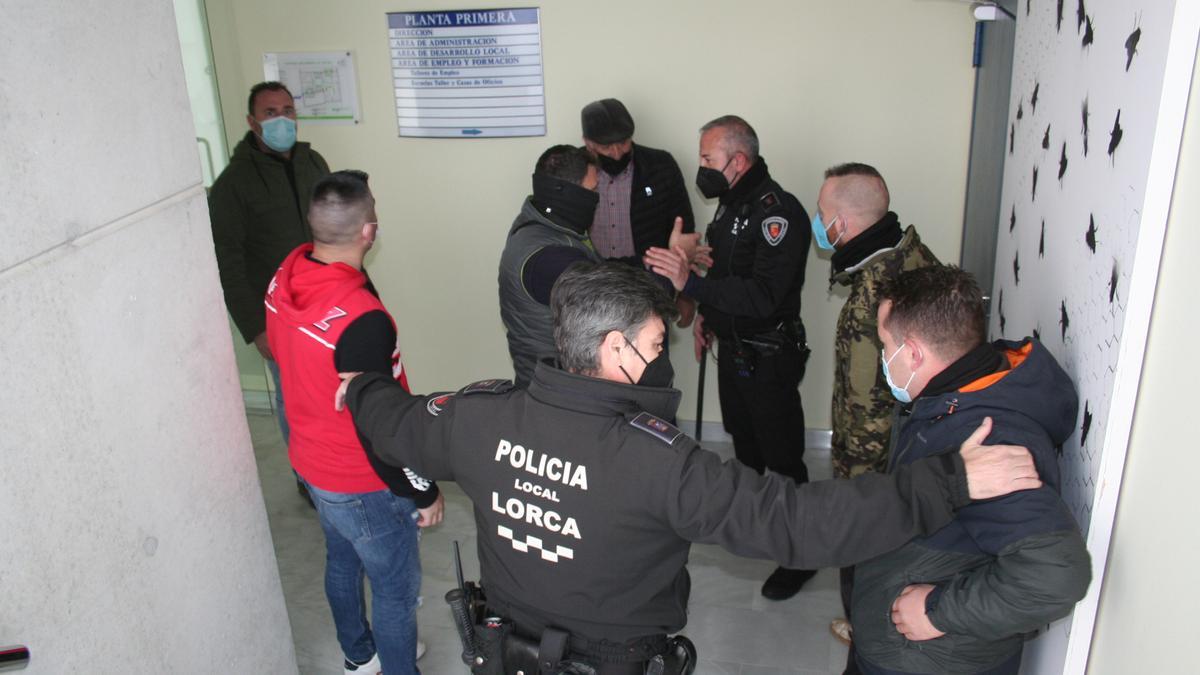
[695,158,735,199]
[598,151,632,176]
[532,173,600,232]
[620,337,675,388]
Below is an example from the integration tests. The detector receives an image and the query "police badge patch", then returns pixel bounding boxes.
[762,216,789,246]
[630,412,684,445]
[426,393,454,416]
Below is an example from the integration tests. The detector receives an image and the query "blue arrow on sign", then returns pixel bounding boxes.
[461,128,483,136]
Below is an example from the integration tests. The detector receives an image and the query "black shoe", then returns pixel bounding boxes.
[297,479,316,509]
[761,566,817,600]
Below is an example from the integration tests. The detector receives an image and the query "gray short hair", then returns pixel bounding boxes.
[700,115,759,162]
[551,262,679,374]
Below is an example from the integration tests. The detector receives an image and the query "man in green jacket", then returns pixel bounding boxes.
[208,81,331,452]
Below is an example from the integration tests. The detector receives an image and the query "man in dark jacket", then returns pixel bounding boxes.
[338,262,1042,674]
[209,81,331,450]
[580,98,697,327]
[499,145,705,387]
[853,265,1091,675]
[498,145,604,388]
[645,115,815,600]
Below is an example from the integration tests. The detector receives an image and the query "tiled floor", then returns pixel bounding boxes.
[249,411,849,675]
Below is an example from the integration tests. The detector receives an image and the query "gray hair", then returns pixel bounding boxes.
[700,115,759,162]
[551,262,679,374]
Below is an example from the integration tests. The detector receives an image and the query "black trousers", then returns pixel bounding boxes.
[716,339,809,485]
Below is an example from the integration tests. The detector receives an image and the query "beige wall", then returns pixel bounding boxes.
[206,0,977,426]
[1087,43,1200,673]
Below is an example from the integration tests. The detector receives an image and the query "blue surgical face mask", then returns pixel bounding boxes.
[811,212,843,251]
[259,116,297,153]
[881,342,915,403]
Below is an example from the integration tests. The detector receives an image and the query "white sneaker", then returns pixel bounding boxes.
[343,642,425,673]
[343,652,381,675]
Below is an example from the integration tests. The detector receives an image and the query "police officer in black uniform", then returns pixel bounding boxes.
[337,262,1041,675]
[645,115,814,600]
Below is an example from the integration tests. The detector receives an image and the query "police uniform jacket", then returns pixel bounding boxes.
[685,158,811,341]
[346,359,976,644]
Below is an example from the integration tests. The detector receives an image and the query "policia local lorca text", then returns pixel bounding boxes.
[492,438,586,540]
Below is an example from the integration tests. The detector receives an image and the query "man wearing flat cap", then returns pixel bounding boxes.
[581,98,697,325]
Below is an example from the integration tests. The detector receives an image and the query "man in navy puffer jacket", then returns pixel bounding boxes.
[852,265,1092,675]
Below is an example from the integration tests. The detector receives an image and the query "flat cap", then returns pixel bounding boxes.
[581,98,635,144]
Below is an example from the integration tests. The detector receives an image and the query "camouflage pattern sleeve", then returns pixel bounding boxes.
[830,227,940,479]
[831,281,895,479]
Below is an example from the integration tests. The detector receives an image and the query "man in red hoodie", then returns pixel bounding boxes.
[266,170,442,675]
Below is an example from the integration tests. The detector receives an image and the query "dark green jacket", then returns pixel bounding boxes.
[209,132,330,343]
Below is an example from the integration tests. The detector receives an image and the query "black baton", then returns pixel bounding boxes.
[695,346,707,440]
[446,541,482,667]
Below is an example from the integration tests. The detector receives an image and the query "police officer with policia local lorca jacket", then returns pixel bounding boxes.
[335,262,1041,675]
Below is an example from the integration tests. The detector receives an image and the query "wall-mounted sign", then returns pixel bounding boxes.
[263,51,361,125]
[386,8,545,138]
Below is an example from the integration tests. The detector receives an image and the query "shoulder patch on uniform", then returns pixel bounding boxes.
[459,378,514,396]
[630,412,684,445]
[762,216,789,246]
[425,393,455,416]
[759,191,781,211]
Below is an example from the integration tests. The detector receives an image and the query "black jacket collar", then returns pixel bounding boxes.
[527,358,681,421]
[831,212,904,275]
[719,157,771,206]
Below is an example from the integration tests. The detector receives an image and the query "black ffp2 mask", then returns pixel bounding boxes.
[620,337,675,388]
[695,159,735,199]
[598,152,632,176]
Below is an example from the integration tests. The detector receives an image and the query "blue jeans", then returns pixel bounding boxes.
[266,359,290,445]
[305,482,422,674]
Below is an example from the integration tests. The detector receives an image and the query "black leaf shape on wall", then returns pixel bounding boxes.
[1126,17,1141,71]
[999,290,1007,335]
[1013,252,1021,285]
[1039,219,1046,257]
[1081,98,1090,156]
[1031,82,1040,114]
[1058,142,1069,181]
[1082,15,1095,48]
[1057,0,1064,32]
[1042,124,1051,149]
[1032,166,1039,201]
[1081,400,1093,446]
[1109,260,1119,303]
[1028,0,1032,17]
[1017,100,1024,121]
[1086,214,1098,253]
[1010,205,1017,233]
[1077,0,1087,32]
[1109,110,1123,161]
[1059,300,1070,341]
[1033,326,1042,341]
[1010,123,1016,154]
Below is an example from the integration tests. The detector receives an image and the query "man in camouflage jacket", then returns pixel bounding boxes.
[812,163,938,668]
[816,164,940,477]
